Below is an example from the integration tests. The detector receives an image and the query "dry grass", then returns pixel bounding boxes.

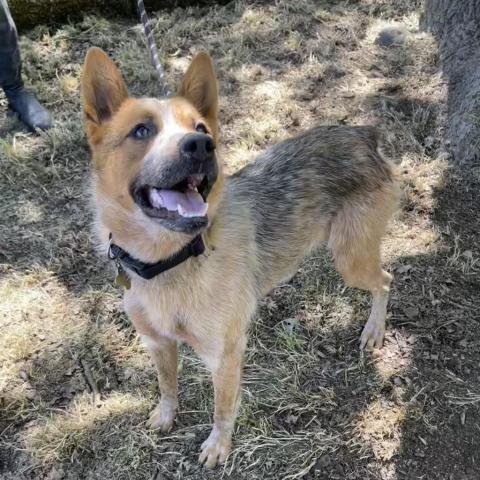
[1,1,479,479]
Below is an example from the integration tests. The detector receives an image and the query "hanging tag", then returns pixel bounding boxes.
[115,264,131,290]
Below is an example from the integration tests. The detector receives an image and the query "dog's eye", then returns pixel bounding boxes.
[195,123,208,134]
[131,123,152,139]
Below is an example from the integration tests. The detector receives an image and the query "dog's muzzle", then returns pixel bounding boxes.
[131,133,218,233]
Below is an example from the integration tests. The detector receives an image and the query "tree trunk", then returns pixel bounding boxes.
[421,0,480,163]
[9,0,227,30]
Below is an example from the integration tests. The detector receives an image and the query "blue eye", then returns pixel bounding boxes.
[131,123,152,139]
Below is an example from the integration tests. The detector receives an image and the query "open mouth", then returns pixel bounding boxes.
[135,173,210,220]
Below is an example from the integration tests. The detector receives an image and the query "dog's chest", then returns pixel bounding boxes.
[132,278,222,362]
[140,286,195,338]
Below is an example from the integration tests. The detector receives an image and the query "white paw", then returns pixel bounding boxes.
[198,428,232,468]
[360,318,385,350]
[147,399,177,432]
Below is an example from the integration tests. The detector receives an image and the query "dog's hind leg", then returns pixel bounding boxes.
[328,187,398,350]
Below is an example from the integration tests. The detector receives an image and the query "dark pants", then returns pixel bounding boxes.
[0,0,22,91]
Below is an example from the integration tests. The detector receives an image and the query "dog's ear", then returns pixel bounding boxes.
[178,52,218,134]
[81,47,129,142]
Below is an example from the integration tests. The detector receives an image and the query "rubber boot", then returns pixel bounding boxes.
[4,86,53,131]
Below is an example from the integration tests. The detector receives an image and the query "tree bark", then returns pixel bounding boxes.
[9,0,228,30]
[421,0,480,163]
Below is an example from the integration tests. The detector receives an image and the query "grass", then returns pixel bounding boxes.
[1,0,480,479]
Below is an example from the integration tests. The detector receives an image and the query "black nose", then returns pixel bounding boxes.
[180,133,215,161]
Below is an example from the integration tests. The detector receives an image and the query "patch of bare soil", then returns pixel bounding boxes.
[0,1,479,479]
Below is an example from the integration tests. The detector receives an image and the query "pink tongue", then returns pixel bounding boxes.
[149,188,208,217]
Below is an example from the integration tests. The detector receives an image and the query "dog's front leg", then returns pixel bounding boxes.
[199,344,244,468]
[125,300,178,432]
[144,335,178,432]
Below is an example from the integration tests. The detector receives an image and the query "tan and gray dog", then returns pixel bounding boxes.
[81,48,400,468]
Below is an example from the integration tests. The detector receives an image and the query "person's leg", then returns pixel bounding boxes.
[0,0,22,90]
[0,0,52,131]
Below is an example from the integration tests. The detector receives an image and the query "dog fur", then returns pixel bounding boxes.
[81,47,400,468]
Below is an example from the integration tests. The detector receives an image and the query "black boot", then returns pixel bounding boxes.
[1,0,52,131]
[5,84,52,131]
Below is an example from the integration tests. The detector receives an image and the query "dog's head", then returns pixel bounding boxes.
[81,48,222,239]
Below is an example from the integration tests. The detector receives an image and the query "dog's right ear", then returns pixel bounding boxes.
[81,47,129,143]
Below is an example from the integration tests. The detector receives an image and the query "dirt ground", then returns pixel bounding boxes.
[1,1,479,479]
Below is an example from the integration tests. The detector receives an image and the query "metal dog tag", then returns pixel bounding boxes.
[115,265,131,290]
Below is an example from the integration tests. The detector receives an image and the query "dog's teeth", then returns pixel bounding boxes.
[177,203,193,217]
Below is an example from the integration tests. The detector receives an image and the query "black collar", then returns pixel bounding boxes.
[108,234,205,280]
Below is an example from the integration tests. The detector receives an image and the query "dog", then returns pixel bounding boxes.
[81,47,400,468]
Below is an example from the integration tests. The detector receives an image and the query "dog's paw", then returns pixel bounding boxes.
[360,319,385,350]
[147,399,177,432]
[199,428,231,468]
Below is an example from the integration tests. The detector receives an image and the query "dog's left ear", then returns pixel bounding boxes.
[179,52,218,136]
[81,47,129,144]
